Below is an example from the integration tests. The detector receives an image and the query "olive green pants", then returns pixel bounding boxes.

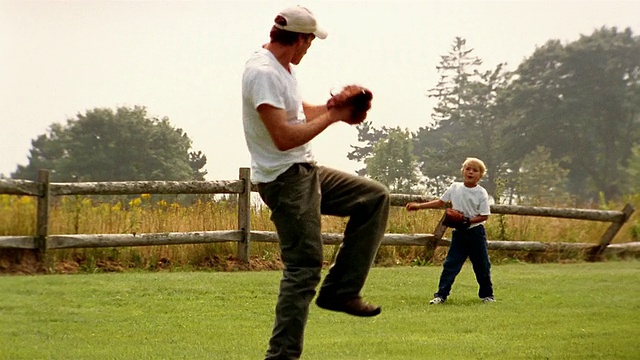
[258,163,390,360]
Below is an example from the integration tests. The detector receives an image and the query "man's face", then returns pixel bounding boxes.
[291,34,315,65]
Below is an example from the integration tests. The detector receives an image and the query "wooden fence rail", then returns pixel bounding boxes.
[0,168,637,266]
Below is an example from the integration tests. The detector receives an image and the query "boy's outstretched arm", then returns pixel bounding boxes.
[406,199,446,211]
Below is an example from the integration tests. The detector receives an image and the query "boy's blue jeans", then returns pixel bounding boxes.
[435,225,494,299]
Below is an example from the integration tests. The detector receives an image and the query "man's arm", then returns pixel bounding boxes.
[257,103,349,151]
[302,102,329,122]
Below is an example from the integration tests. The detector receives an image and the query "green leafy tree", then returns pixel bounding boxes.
[504,27,640,201]
[347,121,387,176]
[349,38,513,197]
[364,128,419,193]
[621,143,640,195]
[428,37,483,127]
[12,106,207,181]
[412,37,482,191]
[415,37,513,196]
[514,146,570,205]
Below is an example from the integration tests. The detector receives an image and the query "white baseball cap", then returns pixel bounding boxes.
[274,6,328,40]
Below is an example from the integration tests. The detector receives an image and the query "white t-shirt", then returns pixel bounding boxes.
[441,182,491,227]
[241,47,314,183]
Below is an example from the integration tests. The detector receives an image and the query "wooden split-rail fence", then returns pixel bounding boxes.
[0,169,637,265]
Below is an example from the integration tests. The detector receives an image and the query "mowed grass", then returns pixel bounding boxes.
[1,261,639,360]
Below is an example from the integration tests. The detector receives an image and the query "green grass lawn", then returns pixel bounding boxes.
[1,261,639,360]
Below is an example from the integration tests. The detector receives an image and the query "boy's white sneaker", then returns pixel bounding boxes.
[429,296,445,305]
[482,296,496,303]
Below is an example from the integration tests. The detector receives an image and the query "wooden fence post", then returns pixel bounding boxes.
[236,167,251,262]
[588,203,636,261]
[427,213,448,261]
[35,170,50,271]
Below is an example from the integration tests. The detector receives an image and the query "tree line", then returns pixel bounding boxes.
[6,27,639,205]
[350,27,640,204]
[10,106,207,182]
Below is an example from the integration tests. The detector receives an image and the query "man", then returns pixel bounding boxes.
[241,5,390,360]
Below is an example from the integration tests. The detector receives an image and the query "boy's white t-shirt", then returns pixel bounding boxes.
[441,182,491,227]
[241,47,314,183]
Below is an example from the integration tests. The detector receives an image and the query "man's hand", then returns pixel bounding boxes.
[326,85,373,125]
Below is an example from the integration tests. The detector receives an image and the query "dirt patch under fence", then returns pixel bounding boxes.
[0,249,284,275]
[0,249,47,275]
[2,246,638,275]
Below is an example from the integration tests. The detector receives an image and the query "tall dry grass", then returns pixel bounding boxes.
[0,193,638,272]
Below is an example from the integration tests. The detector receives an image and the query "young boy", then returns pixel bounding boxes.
[406,157,495,304]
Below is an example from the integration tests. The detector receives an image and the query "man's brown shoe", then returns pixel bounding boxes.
[315,295,381,317]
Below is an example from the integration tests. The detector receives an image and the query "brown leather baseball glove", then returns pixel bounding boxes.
[326,85,373,125]
[442,208,471,229]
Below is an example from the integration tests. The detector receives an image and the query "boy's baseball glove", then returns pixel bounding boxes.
[327,85,373,125]
[442,208,471,229]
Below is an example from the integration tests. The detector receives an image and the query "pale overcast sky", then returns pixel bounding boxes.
[1,0,639,181]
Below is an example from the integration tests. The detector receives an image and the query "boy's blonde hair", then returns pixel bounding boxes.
[461,157,487,177]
